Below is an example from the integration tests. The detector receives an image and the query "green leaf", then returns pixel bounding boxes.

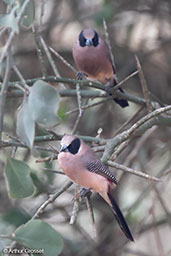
[2,208,30,227]
[16,95,35,148]
[5,158,35,199]
[0,216,14,247]
[28,80,60,127]
[16,0,35,27]
[0,5,19,33]
[58,104,68,122]
[14,220,64,256]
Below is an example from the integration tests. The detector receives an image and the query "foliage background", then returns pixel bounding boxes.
[0,0,171,256]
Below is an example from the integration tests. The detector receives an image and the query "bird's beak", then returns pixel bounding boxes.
[85,38,93,47]
[60,144,69,153]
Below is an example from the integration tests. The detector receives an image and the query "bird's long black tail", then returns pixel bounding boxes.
[107,192,134,242]
[108,79,129,108]
[113,87,129,108]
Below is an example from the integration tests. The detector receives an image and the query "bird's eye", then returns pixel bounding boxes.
[92,31,99,47]
[68,138,81,154]
[79,31,87,47]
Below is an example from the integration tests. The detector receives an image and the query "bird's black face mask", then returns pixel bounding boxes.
[79,30,99,47]
[60,138,81,155]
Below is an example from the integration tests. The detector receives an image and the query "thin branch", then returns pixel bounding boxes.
[0,47,12,142]
[0,0,32,63]
[40,168,65,175]
[107,161,160,182]
[162,167,171,177]
[151,183,171,228]
[103,19,116,73]
[70,186,80,225]
[13,64,30,92]
[32,181,73,219]
[66,96,114,115]
[0,234,11,239]
[0,27,7,38]
[85,194,97,239]
[32,25,47,77]
[40,0,45,26]
[124,248,155,256]
[102,105,171,162]
[35,156,57,163]
[107,70,139,92]
[112,105,144,137]
[135,55,152,112]
[110,140,130,161]
[49,46,77,74]
[70,198,80,225]
[1,139,57,153]
[72,82,83,134]
[150,205,165,256]
[40,36,61,79]
[124,126,157,166]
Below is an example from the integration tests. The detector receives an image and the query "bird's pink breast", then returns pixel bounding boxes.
[58,152,110,193]
[72,41,113,84]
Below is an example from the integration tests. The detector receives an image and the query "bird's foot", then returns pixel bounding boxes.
[79,187,92,198]
[105,81,113,95]
[76,72,84,80]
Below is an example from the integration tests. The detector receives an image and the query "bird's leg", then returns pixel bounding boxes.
[76,71,84,80]
[79,187,92,198]
[105,81,113,95]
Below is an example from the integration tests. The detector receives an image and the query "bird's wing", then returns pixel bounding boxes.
[86,160,117,184]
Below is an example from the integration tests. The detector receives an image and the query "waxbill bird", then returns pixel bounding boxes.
[58,134,134,241]
[72,28,129,108]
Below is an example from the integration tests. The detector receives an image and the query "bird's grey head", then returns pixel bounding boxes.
[60,135,81,155]
[78,28,99,48]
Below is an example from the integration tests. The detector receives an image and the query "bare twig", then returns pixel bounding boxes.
[107,161,160,182]
[85,194,97,239]
[103,19,116,72]
[66,96,113,115]
[0,27,7,38]
[162,167,171,177]
[32,25,47,77]
[112,105,144,137]
[40,0,45,26]
[72,82,83,134]
[124,126,157,166]
[13,64,30,92]
[70,186,80,225]
[35,156,57,163]
[110,140,130,161]
[32,181,73,219]
[108,70,139,92]
[151,183,171,228]
[49,46,77,74]
[150,205,165,256]
[102,105,171,162]
[40,36,61,79]
[0,0,32,63]
[124,248,154,256]
[0,47,12,142]
[135,55,152,112]
[40,168,65,175]
[70,198,80,225]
